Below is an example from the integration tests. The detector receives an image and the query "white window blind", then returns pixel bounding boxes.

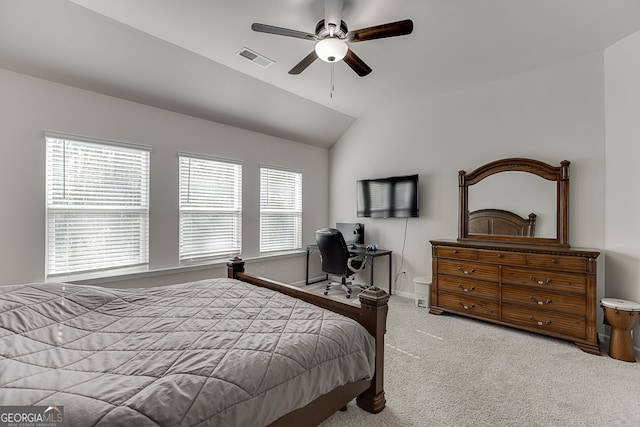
[179,155,242,262]
[260,167,302,253]
[46,135,150,277]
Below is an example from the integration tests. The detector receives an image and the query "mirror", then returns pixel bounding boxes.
[469,172,556,238]
[458,158,570,247]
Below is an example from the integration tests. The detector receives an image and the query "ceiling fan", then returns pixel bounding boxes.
[251,0,413,77]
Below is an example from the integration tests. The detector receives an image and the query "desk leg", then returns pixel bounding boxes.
[368,255,374,288]
[305,249,310,286]
[388,253,392,295]
[306,248,328,285]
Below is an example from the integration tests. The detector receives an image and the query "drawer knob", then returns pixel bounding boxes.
[529,296,552,305]
[453,250,458,254]
[458,301,475,310]
[529,275,552,285]
[457,266,476,275]
[529,316,552,326]
[551,258,558,264]
[497,254,502,258]
[458,284,475,292]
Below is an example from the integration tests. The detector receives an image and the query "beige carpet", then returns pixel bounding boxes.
[308,290,640,427]
[304,280,363,306]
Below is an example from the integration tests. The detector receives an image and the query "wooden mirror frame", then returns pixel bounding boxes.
[458,158,570,247]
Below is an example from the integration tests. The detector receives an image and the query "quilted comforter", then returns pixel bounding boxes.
[0,278,376,426]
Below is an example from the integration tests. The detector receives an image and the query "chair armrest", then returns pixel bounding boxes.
[347,255,366,273]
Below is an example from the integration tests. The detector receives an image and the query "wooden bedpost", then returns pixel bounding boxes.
[356,287,389,414]
[227,256,245,279]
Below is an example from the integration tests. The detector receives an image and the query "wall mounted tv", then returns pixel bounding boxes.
[357,174,419,218]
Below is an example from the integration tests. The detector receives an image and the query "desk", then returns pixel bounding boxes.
[305,245,393,295]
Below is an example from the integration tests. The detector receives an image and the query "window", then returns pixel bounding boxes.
[260,167,302,253]
[179,154,242,262]
[46,133,150,277]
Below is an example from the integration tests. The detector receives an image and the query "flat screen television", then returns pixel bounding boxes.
[357,174,419,218]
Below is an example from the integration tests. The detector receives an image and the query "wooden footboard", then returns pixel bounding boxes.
[227,257,388,425]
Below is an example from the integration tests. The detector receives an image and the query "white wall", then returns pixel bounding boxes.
[330,53,606,304]
[3,41,637,349]
[604,30,640,349]
[0,69,329,286]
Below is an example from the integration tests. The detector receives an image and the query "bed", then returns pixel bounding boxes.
[468,208,537,237]
[0,257,388,426]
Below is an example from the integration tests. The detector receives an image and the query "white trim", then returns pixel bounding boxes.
[65,250,306,286]
[259,163,303,175]
[44,130,152,152]
[291,275,327,287]
[177,151,243,165]
[395,290,417,300]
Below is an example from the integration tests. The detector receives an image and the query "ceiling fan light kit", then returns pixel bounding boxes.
[315,37,348,62]
[251,0,413,77]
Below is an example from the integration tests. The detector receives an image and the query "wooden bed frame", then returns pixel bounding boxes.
[227,257,389,426]
[468,208,536,237]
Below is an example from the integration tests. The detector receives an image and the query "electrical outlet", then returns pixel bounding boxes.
[402,271,407,278]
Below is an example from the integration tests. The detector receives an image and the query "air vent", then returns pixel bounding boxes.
[237,47,274,68]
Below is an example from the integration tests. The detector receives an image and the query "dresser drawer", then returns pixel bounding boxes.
[502,305,586,339]
[438,275,499,300]
[502,267,586,295]
[438,292,500,320]
[477,249,526,265]
[437,259,499,281]
[525,254,586,271]
[502,285,586,316]
[437,246,477,260]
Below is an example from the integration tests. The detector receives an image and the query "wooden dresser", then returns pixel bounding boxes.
[430,239,600,354]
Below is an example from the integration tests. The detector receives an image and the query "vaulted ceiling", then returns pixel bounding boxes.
[2,0,640,147]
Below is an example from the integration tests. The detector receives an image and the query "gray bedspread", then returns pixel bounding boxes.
[0,278,375,426]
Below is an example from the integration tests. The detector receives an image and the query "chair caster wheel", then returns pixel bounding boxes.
[324,292,328,295]
[346,294,351,299]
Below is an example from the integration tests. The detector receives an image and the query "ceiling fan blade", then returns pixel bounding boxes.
[251,23,317,41]
[346,19,413,42]
[289,50,319,75]
[343,49,372,77]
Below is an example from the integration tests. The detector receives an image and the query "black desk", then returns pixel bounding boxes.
[305,245,393,295]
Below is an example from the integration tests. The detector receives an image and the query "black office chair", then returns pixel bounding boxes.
[315,228,366,298]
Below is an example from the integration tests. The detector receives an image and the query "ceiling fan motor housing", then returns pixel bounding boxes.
[315,19,348,40]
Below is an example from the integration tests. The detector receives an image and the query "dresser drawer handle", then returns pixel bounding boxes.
[452,249,458,254]
[529,275,552,285]
[457,266,475,275]
[529,296,552,305]
[529,316,552,326]
[496,254,502,258]
[551,258,558,264]
[458,301,475,310]
[458,284,475,292]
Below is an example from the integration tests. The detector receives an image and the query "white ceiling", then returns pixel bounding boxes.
[2,0,640,148]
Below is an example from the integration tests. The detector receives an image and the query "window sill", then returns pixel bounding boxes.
[52,250,306,286]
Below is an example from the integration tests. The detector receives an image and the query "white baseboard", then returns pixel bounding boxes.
[395,290,421,300]
[296,278,420,301]
[292,276,325,287]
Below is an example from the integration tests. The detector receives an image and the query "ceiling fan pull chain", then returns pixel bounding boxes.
[330,63,335,98]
